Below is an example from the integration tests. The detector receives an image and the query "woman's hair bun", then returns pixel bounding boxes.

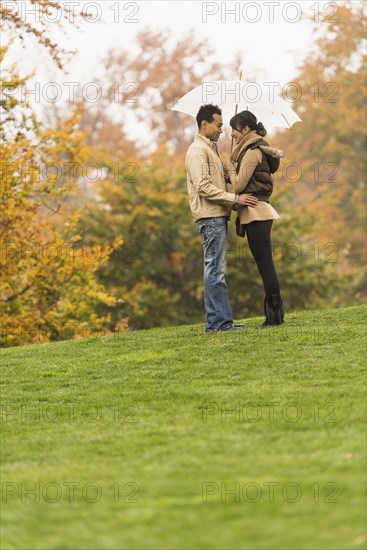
[256,121,267,137]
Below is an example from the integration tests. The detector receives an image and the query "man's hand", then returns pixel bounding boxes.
[237,194,258,207]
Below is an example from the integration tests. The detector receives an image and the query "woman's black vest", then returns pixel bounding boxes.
[236,139,274,201]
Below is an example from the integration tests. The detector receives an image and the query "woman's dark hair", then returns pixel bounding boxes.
[230,110,267,137]
[196,104,222,129]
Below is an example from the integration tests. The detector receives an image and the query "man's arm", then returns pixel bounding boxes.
[187,149,236,206]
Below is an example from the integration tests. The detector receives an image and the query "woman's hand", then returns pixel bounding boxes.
[237,194,259,207]
[224,160,236,173]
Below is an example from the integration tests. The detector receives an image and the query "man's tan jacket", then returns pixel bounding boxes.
[185,134,236,222]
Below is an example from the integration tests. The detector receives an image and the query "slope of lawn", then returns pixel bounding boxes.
[0,305,366,550]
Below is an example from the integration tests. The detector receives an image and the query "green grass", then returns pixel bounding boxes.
[1,305,366,550]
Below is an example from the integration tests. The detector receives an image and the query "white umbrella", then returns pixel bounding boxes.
[170,80,302,129]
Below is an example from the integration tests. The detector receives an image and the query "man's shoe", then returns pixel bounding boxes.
[206,324,244,333]
[221,324,243,331]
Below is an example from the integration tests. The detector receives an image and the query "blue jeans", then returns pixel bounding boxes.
[196,217,233,331]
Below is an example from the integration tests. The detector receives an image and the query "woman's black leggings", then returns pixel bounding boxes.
[245,220,280,296]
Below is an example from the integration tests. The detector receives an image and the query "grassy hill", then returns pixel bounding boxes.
[1,305,366,550]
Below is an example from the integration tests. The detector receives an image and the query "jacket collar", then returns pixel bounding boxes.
[195,133,211,145]
[230,130,263,162]
[195,134,219,151]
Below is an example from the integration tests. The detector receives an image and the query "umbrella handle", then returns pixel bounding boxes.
[230,69,243,153]
[230,103,240,154]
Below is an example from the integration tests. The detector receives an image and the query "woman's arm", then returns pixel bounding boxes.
[225,148,262,194]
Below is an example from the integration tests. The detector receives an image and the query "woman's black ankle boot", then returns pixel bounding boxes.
[262,295,285,326]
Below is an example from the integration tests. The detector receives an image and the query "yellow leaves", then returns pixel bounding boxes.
[112,235,124,250]
[1,58,122,346]
[170,252,186,274]
[114,318,130,333]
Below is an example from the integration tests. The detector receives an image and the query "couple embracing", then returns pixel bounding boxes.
[185,104,284,332]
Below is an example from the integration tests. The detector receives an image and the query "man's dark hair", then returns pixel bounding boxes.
[196,104,222,129]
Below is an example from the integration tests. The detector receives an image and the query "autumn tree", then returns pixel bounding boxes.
[0,0,84,68]
[0,47,122,346]
[274,0,366,302]
[76,29,243,158]
[75,146,202,329]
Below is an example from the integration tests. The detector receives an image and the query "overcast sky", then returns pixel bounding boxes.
[12,1,320,82]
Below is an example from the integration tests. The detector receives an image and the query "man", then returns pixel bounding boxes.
[185,104,258,332]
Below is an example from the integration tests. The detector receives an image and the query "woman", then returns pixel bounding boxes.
[224,110,284,326]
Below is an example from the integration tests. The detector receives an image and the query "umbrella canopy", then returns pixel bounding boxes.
[170,80,302,129]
